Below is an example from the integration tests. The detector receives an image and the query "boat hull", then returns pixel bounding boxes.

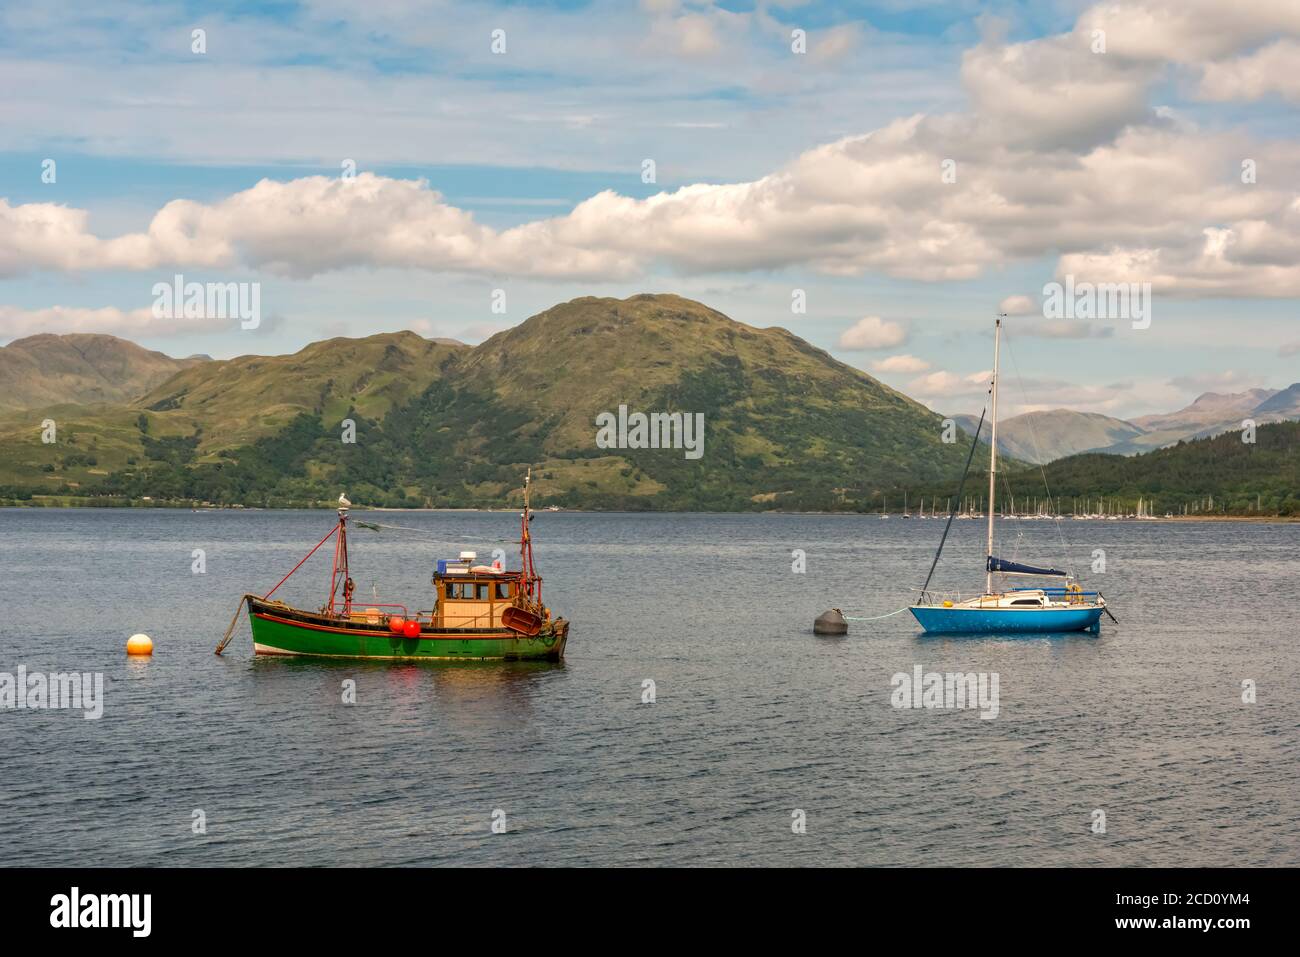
[909,604,1102,634]
[247,600,569,661]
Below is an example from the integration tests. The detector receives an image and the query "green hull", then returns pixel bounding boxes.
[248,602,569,661]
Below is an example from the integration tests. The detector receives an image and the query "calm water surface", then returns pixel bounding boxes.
[1,508,1296,866]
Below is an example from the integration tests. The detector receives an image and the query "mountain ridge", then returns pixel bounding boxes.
[3,300,1295,513]
[955,385,1300,462]
[0,295,970,510]
[1130,388,1277,432]
[0,333,207,412]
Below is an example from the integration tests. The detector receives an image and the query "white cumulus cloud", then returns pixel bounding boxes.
[999,295,1037,315]
[1199,40,1300,102]
[870,353,930,373]
[839,316,907,350]
[909,369,992,399]
[2,0,1300,298]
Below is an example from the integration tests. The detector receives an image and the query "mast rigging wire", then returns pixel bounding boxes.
[918,406,987,599]
[1001,328,1078,580]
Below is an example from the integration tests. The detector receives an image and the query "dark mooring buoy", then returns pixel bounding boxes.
[813,608,848,635]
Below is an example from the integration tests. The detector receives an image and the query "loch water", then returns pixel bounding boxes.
[1,508,1296,866]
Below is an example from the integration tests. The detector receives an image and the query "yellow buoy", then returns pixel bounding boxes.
[126,633,154,656]
[942,600,954,608]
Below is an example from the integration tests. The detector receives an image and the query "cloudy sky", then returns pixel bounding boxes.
[1,0,1298,419]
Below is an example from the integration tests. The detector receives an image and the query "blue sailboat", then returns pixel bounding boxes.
[909,317,1110,635]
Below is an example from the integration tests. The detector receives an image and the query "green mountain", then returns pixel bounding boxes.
[0,295,969,510]
[0,331,465,497]
[136,330,467,449]
[0,333,206,411]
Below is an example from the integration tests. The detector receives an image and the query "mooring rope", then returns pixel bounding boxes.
[843,606,911,621]
[355,520,429,533]
[214,593,256,656]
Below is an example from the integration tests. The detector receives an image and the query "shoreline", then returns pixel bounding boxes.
[1,501,1296,522]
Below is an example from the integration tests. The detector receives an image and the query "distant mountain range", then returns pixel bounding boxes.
[0,295,969,510]
[954,384,1300,464]
[1,295,1294,514]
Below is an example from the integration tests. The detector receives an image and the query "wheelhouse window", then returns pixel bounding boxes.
[444,581,489,600]
[494,582,511,600]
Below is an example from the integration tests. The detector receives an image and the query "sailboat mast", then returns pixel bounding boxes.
[986,316,1001,595]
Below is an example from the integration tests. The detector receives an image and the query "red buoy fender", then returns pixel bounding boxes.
[388,616,406,634]
[402,619,421,638]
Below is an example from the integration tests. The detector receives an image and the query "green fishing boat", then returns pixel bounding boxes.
[216,472,569,661]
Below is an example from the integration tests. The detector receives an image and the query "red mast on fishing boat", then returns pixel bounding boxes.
[328,494,353,616]
[519,468,539,606]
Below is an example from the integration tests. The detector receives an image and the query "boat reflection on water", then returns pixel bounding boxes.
[915,628,1101,645]
[248,655,565,741]
[424,658,565,697]
[419,660,567,742]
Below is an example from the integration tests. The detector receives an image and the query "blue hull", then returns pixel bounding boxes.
[910,604,1103,634]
